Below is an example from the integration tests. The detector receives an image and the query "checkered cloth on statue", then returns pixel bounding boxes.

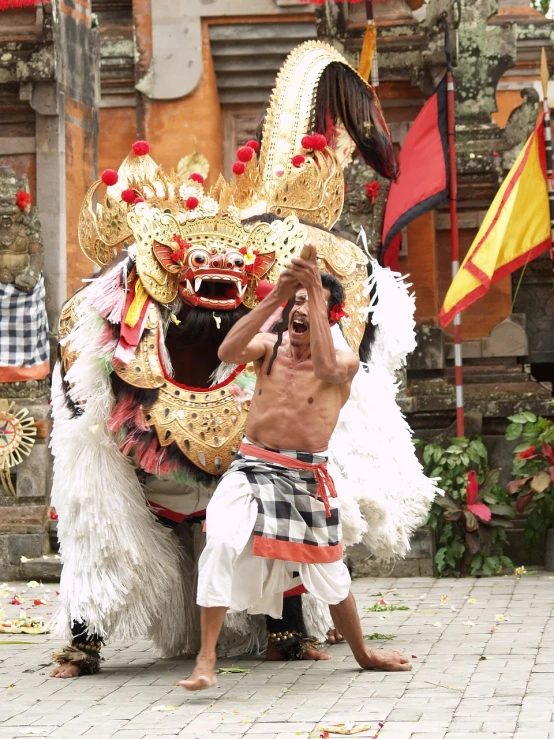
[0,273,49,382]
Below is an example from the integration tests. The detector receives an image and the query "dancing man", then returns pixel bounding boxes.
[180,245,412,691]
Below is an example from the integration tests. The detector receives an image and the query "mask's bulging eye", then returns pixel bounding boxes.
[226,252,244,269]
[189,249,208,268]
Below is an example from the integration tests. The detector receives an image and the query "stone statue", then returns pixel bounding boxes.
[0,167,43,292]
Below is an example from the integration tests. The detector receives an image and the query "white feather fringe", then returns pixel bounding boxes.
[329,261,440,561]
[50,292,185,644]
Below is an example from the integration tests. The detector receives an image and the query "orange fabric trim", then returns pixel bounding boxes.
[253,535,343,564]
[284,584,307,598]
[0,361,49,382]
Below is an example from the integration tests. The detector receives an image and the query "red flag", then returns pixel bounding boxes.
[381,74,449,270]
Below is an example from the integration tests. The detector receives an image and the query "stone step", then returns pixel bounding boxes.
[444,364,528,384]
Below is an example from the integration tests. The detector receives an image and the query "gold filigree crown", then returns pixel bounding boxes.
[77,41,393,350]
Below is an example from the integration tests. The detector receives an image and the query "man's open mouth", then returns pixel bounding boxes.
[291,317,308,334]
[179,271,247,309]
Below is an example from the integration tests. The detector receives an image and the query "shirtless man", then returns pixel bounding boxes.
[180,245,412,691]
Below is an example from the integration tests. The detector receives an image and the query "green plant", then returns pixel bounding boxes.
[505,412,554,546]
[364,602,410,612]
[420,437,515,576]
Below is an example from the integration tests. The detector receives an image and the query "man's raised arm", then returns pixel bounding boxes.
[289,247,359,385]
[218,271,300,365]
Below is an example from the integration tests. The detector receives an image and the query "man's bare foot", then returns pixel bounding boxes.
[356,648,412,672]
[327,627,345,644]
[50,662,81,678]
[178,655,217,691]
[265,641,331,661]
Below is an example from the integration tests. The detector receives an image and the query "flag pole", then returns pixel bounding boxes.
[540,48,554,260]
[365,0,379,90]
[445,22,464,437]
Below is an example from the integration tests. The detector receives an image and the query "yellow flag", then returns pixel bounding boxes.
[440,115,551,327]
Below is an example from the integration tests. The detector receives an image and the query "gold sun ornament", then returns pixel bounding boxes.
[0,400,37,496]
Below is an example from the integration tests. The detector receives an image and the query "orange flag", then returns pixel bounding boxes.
[440,115,551,327]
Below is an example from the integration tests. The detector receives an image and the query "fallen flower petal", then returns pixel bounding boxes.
[433,622,443,627]
[26,581,39,589]
[495,614,504,622]
[440,595,449,603]
[468,598,476,604]
[463,620,475,626]
[151,705,179,712]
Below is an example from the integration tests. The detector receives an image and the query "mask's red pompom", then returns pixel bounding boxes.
[255,281,275,301]
[301,135,315,150]
[121,189,135,203]
[132,140,150,156]
[232,161,246,175]
[185,196,199,210]
[188,173,205,184]
[236,146,255,163]
[291,155,305,168]
[312,133,327,151]
[133,197,145,205]
[101,169,118,186]
[245,139,260,153]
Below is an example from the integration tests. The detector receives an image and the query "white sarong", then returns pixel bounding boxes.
[196,468,350,619]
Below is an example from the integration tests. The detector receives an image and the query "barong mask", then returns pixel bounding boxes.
[77,41,395,352]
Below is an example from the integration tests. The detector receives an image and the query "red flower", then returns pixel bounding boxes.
[121,189,135,203]
[16,190,31,210]
[245,139,260,153]
[49,509,58,521]
[365,181,380,204]
[185,196,199,210]
[517,445,536,459]
[101,169,118,186]
[312,133,327,151]
[132,140,150,156]
[232,161,246,175]
[188,173,205,184]
[301,135,315,150]
[170,235,191,263]
[465,470,491,522]
[292,154,305,168]
[236,146,255,163]
[329,302,349,322]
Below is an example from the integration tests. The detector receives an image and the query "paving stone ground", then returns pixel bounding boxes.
[1,574,554,739]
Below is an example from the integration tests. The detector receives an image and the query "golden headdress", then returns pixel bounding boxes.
[77,41,395,352]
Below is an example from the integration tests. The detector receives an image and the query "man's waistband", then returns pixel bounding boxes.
[240,439,328,467]
[238,441,336,518]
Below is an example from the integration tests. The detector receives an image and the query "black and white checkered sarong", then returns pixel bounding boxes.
[0,274,49,369]
[224,443,343,564]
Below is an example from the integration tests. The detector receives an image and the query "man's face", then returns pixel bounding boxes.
[288,287,331,346]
